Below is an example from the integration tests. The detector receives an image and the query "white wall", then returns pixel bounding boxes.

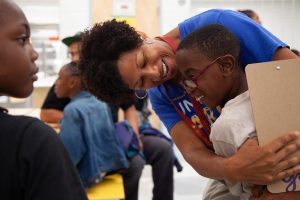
[59,0,91,39]
[159,0,191,34]
[160,0,300,50]
[15,0,91,40]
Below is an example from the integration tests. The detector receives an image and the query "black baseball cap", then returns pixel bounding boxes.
[62,31,84,46]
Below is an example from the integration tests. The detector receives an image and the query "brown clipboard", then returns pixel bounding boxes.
[245,58,300,193]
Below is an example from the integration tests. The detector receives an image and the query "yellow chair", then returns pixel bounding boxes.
[87,174,125,200]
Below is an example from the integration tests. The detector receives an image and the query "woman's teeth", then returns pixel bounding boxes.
[162,62,168,78]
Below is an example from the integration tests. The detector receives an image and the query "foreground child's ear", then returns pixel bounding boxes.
[219,55,235,76]
[70,76,82,89]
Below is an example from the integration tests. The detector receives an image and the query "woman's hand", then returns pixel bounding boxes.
[225,131,300,185]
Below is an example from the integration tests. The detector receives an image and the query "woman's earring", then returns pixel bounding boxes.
[135,90,148,100]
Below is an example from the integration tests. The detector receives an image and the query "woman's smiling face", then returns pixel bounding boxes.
[118,38,178,90]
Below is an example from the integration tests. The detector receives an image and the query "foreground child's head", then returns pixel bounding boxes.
[0,0,38,98]
[55,62,82,99]
[176,24,246,107]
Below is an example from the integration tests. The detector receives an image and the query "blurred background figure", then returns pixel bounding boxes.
[291,48,300,56]
[40,32,83,123]
[55,62,145,199]
[238,9,262,24]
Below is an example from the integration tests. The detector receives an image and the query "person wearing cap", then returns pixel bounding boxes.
[40,32,83,123]
[63,31,83,62]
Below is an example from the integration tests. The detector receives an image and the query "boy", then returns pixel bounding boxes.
[175,24,300,199]
[0,1,87,199]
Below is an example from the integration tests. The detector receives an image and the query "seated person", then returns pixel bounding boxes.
[55,62,145,200]
[109,93,181,200]
[40,32,83,123]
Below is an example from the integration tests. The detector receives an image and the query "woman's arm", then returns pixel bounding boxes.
[272,47,299,60]
[171,121,300,184]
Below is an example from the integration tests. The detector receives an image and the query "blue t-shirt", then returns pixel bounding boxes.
[149,9,287,133]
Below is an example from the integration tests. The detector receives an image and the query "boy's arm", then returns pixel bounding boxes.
[171,121,300,185]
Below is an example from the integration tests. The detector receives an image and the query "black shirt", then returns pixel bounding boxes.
[0,110,88,200]
[108,97,149,123]
[41,84,70,111]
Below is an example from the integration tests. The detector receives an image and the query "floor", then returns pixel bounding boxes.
[138,146,209,200]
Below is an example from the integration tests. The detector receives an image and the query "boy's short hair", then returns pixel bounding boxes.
[177,24,241,68]
[64,61,80,76]
[78,19,143,104]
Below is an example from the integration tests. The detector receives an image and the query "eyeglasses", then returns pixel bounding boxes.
[182,56,223,89]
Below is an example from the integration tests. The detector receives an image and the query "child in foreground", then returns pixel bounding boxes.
[0,1,87,199]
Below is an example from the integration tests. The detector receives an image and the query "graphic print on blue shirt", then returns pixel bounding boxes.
[164,83,221,131]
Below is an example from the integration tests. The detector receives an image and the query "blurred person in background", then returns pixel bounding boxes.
[238,9,262,24]
[40,32,83,123]
[291,48,300,56]
[55,62,145,200]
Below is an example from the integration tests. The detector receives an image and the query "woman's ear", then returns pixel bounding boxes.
[136,31,148,40]
[219,55,236,76]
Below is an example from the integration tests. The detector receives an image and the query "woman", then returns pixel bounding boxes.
[79,9,300,199]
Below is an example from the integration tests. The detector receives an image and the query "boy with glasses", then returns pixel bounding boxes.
[176,24,299,199]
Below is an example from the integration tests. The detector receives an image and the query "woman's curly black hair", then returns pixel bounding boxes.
[78,19,143,104]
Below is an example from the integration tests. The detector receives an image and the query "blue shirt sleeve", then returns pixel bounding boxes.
[59,106,86,165]
[179,9,287,67]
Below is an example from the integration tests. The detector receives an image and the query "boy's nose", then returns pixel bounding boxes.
[32,48,39,61]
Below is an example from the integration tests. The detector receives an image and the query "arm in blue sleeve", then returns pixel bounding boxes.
[59,107,86,165]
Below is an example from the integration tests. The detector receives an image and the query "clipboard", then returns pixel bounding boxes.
[245,58,300,193]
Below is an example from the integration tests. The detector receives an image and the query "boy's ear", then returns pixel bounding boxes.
[219,55,235,76]
[69,77,77,89]
[70,76,81,89]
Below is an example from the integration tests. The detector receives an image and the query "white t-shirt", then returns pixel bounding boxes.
[210,91,256,200]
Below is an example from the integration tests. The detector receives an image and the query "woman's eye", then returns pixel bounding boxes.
[140,56,147,69]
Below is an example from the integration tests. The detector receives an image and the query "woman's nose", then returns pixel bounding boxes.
[142,64,161,82]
